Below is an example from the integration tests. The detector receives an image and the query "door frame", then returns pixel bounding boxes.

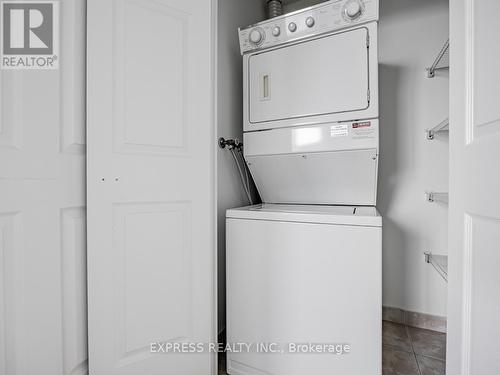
[211,0,219,372]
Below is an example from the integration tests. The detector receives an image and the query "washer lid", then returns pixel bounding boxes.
[226,204,382,227]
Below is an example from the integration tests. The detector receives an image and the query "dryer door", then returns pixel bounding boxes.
[246,23,377,131]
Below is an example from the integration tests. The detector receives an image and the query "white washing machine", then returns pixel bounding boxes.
[226,204,382,375]
[227,1,381,374]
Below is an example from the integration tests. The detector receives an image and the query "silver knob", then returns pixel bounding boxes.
[288,22,297,32]
[345,1,362,19]
[272,26,281,37]
[305,17,315,28]
[249,28,264,44]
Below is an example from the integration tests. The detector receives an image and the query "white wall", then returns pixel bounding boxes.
[378,0,449,317]
[217,0,265,333]
[283,0,325,13]
[271,0,451,318]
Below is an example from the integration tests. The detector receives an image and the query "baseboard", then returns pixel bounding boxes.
[383,306,447,333]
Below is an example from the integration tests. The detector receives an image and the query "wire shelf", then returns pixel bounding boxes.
[427,39,449,78]
[424,252,448,282]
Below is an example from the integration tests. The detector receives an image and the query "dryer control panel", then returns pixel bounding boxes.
[239,0,378,54]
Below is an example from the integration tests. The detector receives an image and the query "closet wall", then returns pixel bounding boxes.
[378,0,449,318]
[283,0,325,13]
[217,0,264,332]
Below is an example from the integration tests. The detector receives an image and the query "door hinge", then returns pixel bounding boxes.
[367,89,370,103]
[366,34,370,47]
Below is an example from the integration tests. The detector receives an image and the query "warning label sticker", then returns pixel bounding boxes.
[352,121,372,129]
[352,121,375,139]
[330,124,349,137]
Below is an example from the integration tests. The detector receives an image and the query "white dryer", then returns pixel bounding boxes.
[226,204,382,375]
[240,0,379,131]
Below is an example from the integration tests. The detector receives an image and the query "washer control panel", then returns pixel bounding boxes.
[239,0,378,54]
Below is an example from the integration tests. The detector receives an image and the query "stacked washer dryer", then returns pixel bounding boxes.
[226,1,381,374]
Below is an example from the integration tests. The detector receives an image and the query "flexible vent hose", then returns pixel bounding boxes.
[230,149,253,205]
[218,137,254,205]
[267,0,283,19]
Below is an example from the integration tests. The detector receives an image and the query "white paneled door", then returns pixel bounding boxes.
[87,0,216,374]
[448,0,500,374]
[0,1,87,374]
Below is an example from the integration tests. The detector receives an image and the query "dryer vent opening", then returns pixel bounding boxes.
[267,0,283,19]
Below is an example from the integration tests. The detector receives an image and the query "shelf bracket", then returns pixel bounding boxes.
[427,39,450,78]
[424,252,448,283]
[426,118,449,140]
[425,191,449,203]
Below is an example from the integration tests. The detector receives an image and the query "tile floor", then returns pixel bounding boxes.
[219,321,446,375]
[383,321,446,375]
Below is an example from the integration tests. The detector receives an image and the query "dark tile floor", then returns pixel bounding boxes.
[219,321,446,374]
[383,321,446,375]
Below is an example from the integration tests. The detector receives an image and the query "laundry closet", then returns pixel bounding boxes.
[3,0,500,374]
[217,0,449,374]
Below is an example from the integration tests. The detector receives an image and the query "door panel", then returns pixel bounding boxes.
[448,0,500,374]
[0,1,87,375]
[113,0,189,155]
[248,27,370,124]
[87,0,216,374]
[112,202,193,366]
[466,214,500,371]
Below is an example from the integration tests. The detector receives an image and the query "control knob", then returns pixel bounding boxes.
[344,0,363,20]
[249,28,264,45]
[305,17,315,28]
[288,22,297,32]
[272,26,281,37]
